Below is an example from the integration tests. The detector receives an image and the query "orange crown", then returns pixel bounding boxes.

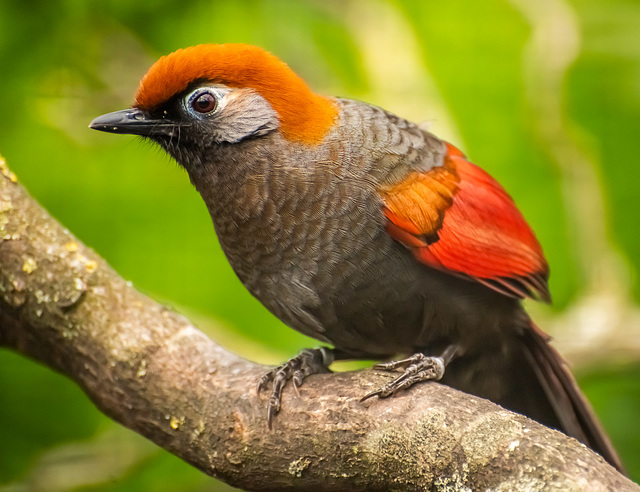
[135,44,338,145]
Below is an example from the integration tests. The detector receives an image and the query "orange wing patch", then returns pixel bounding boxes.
[134,44,338,145]
[381,143,550,302]
[379,159,459,241]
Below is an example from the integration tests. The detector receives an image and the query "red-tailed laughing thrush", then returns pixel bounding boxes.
[90,44,623,472]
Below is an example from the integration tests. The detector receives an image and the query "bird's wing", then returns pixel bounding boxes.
[379,142,550,301]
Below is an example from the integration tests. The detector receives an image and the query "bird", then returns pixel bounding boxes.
[90,43,623,472]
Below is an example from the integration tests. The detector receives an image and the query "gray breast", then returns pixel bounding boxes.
[189,98,467,354]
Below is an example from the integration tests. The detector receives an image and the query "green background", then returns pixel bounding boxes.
[0,0,638,489]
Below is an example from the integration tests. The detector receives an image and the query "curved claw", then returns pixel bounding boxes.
[291,375,301,398]
[256,371,274,396]
[257,347,335,429]
[267,397,280,430]
[359,390,382,403]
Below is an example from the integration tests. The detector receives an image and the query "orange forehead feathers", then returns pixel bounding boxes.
[135,44,338,144]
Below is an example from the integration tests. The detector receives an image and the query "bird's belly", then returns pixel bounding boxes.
[307,239,520,358]
[238,230,512,358]
[214,189,517,359]
[306,253,434,356]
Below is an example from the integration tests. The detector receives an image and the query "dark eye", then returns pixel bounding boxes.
[191,92,217,114]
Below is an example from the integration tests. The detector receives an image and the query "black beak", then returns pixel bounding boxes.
[89,108,175,137]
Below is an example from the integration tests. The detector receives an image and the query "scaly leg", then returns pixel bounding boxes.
[361,344,460,401]
[257,347,341,429]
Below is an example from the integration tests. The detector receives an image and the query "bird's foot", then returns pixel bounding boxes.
[360,345,459,402]
[256,347,334,429]
[360,353,445,401]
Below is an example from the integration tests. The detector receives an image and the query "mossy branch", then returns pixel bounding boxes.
[0,155,636,491]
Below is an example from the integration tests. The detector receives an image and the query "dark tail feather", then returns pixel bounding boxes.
[442,320,624,473]
[521,322,625,473]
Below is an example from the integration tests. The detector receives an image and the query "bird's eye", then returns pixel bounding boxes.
[191,92,217,114]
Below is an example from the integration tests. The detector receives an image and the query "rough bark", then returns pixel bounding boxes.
[0,155,636,491]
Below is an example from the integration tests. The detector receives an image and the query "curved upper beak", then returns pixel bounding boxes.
[89,108,175,136]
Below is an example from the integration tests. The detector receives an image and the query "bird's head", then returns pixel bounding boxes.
[90,44,339,163]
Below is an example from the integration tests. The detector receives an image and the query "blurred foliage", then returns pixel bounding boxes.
[0,0,638,489]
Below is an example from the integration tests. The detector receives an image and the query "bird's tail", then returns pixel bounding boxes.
[442,320,624,473]
[520,322,624,473]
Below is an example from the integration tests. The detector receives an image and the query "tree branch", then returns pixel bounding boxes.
[0,155,636,491]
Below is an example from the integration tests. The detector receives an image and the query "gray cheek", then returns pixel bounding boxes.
[212,92,280,143]
[216,113,279,143]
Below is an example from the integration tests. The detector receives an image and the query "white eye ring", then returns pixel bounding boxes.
[185,87,228,117]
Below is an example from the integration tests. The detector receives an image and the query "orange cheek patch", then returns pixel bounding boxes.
[134,44,338,145]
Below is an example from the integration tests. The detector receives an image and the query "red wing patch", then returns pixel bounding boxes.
[381,142,550,302]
